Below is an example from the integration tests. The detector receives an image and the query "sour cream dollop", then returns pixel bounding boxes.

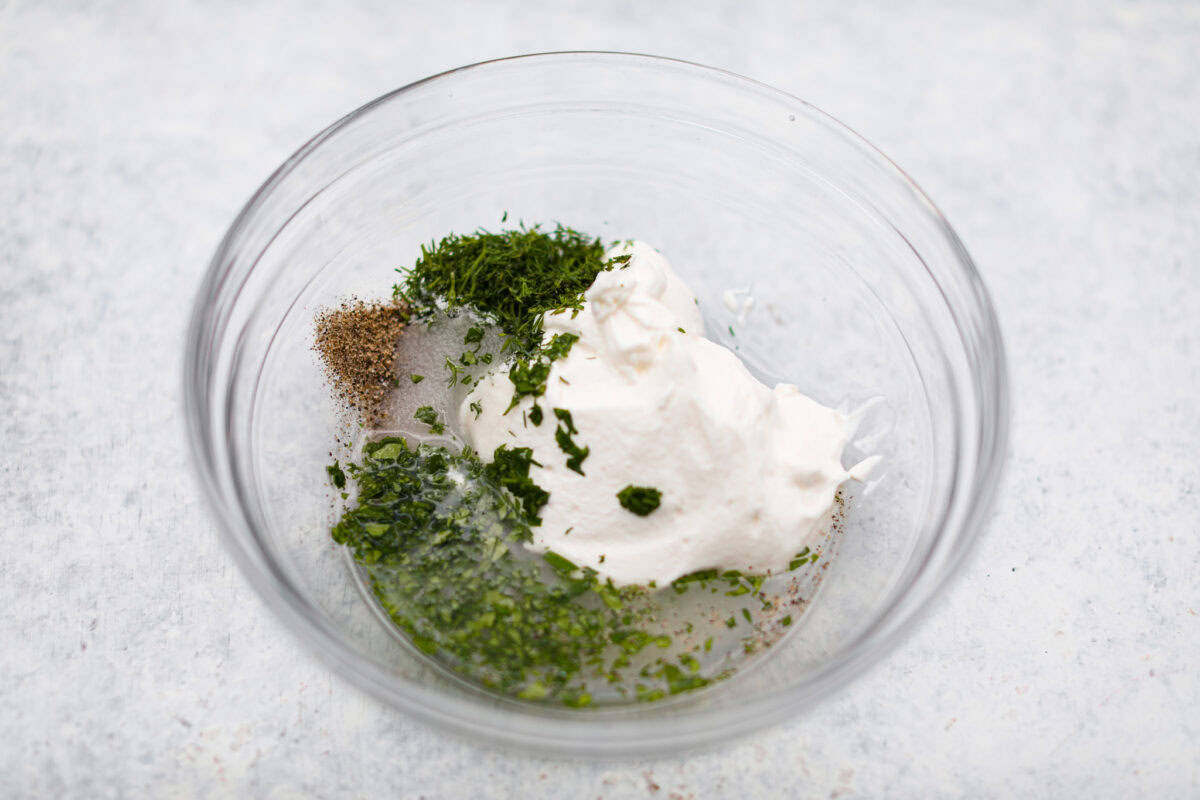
[460,241,872,586]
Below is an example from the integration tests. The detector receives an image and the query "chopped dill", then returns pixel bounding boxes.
[394,224,607,355]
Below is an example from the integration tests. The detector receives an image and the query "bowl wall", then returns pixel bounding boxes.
[186,52,1007,755]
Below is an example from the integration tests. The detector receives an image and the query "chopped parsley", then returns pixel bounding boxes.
[788,547,819,570]
[413,406,445,435]
[542,331,579,361]
[617,485,662,516]
[482,445,548,527]
[410,374,425,384]
[326,460,346,489]
[553,408,589,475]
[329,437,714,706]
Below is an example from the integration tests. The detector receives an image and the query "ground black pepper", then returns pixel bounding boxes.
[313,298,408,425]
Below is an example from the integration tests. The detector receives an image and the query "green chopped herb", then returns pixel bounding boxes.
[504,358,551,412]
[463,326,485,346]
[410,374,425,384]
[781,615,793,627]
[553,408,589,475]
[528,405,544,426]
[617,485,662,516]
[482,445,549,528]
[503,332,579,413]
[413,406,446,435]
[394,225,607,355]
[469,401,483,419]
[326,461,346,489]
[330,437,672,705]
[543,332,579,361]
[788,547,819,570]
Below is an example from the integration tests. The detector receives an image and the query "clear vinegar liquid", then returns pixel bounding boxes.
[340,312,839,706]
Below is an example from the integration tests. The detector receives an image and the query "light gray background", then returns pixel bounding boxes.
[2,1,1197,797]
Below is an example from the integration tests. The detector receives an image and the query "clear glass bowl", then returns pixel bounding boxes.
[184,52,1008,756]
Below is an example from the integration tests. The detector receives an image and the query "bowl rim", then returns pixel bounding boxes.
[184,50,1009,757]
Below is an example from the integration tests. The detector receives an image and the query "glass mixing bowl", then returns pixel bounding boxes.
[184,52,1008,756]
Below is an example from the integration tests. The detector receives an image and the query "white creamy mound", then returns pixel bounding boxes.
[460,241,873,587]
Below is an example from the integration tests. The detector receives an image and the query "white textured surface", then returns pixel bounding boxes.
[2,1,1198,796]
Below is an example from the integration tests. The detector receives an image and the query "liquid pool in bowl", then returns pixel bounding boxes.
[186,52,1007,756]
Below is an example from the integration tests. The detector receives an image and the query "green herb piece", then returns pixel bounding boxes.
[394,225,607,354]
[504,358,551,413]
[704,636,713,652]
[788,547,819,570]
[443,357,464,387]
[330,437,669,706]
[677,327,686,333]
[725,616,737,628]
[543,332,579,361]
[463,326,484,346]
[503,332,579,413]
[469,401,483,419]
[482,445,548,527]
[741,608,753,623]
[410,374,425,384]
[617,485,662,516]
[371,440,407,461]
[661,662,710,695]
[528,405,544,426]
[553,407,578,434]
[781,615,793,627]
[413,406,446,435]
[543,550,578,574]
[326,461,346,489]
[670,568,717,594]
[553,408,589,475]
